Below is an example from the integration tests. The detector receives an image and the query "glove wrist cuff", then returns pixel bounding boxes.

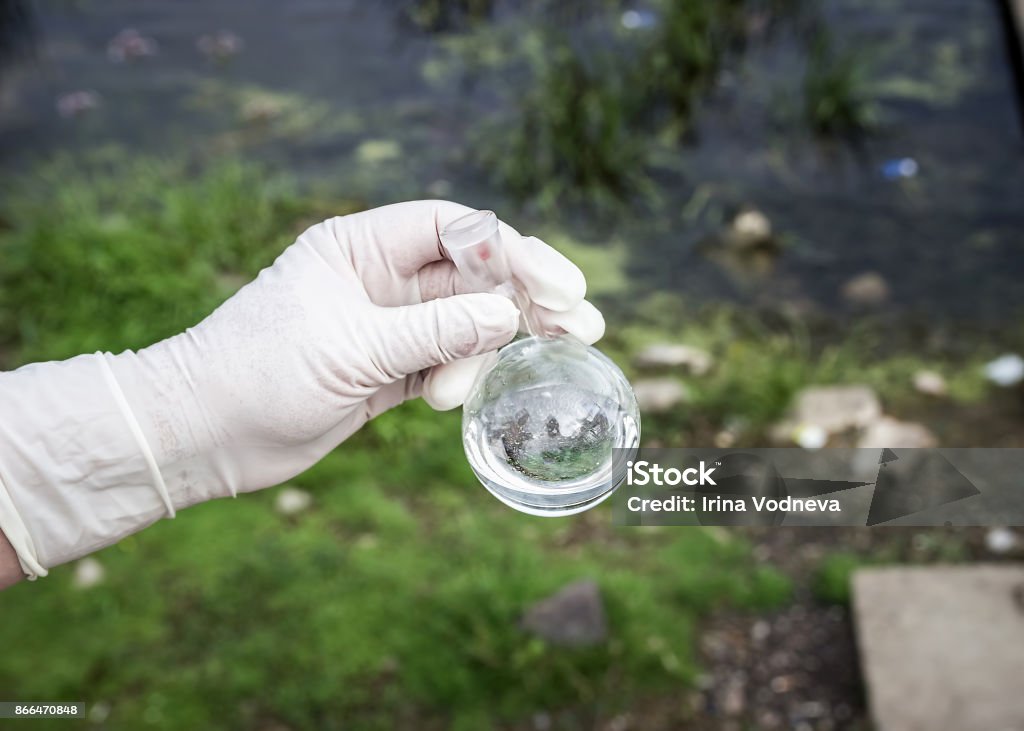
[96,354,176,518]
[105,337,236,509]
[0,353,173,571]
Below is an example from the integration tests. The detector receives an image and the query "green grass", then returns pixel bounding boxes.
[599,294,990,444]
[0,152,285,365]
[0,153,792,730]
[813,551,869,605]
[0,421,790,729]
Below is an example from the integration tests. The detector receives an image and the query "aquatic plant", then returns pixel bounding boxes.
[403,0,494,32]
[634,0,748,131]
[481,40,651,212]
[803,34,876,137]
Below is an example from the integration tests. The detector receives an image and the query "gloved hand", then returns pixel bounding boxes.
[0,200,604,577]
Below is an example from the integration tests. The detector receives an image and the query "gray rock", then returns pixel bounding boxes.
[721,677,747,716]
[635,343,714,375]
[787,384,882,435]
[275,486,313,516]
[521,580,608,647]
[724,208,774,250]
[841,272,890,306]
[853,566,1024,731]
[984,527,1018,555]
[72,557,105,590]
[856,417,937,448]
[633,378,689,413]
[912,370,947,397]
[984,353,1024,387]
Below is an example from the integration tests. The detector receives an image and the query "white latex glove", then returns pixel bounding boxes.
[0,200,604,578]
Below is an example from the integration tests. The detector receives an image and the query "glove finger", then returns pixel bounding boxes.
[537,299,606,344]
[422,351,497,411]
[506,235,586,312]
[332,199,480,272]
[417,259,462,302]
[363,377,421,421]
[370,293,519,381]
[418,235,587,315]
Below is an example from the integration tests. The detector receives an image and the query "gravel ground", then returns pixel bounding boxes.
[685,526,1023,731]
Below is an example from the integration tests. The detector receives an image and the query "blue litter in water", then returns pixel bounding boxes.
[621,9,658,30]
[881,157,919,180]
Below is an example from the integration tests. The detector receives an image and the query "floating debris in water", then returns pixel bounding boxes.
[620,9,657,30]
[240,95,284,123]
[107,28,158,62]
[426,178,453,198]
[841,271,890,306]
[197,31,244,61]
[880,157,918,180]
[984,353,1024,387]
[355,138,402,164]
[56,90,100,118]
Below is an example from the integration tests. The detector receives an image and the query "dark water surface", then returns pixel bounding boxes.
[1,0,1022,326]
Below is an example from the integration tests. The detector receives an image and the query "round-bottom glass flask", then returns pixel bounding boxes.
[462,335,640,516]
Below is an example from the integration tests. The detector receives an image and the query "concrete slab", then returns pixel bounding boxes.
[853,566,1024,731]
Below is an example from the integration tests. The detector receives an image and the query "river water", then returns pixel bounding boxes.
[1,0,1022,327]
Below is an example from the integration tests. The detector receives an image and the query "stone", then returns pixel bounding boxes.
[912,370,947,397]
[984,353,1024,387]
[793,423,828,450]
[521,580,608,647]
[725,208,773,250]
[841,272,890,306]
[750,620,771,644]
[633,378,688,413]
[789,385,882,435]
[856,417,937,448]
[275,486,313,516]
[73,557,105,589]
[721,678,746,716]
[56,90,101,118]
[853,566,1024,731]
[984,527,1017,555]
[634,343,714,375]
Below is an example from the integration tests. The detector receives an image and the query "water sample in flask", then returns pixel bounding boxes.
[441,210,640,516]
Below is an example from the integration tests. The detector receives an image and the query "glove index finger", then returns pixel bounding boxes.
[506,235,587,312]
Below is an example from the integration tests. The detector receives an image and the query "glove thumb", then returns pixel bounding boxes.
[368,293,519,381]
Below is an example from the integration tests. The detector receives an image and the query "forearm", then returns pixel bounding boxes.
[0,526,23,589]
